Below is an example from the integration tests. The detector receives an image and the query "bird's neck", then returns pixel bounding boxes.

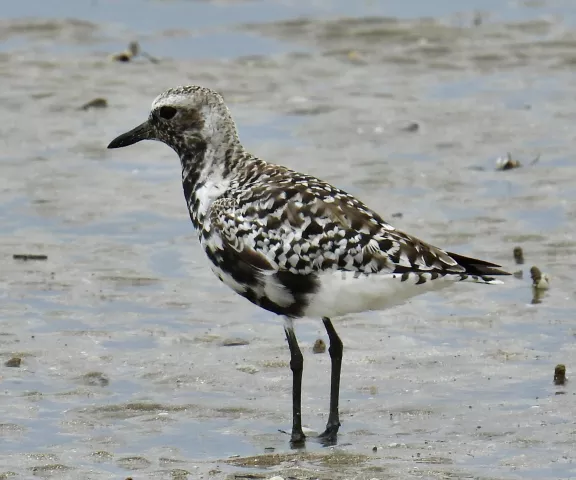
[180,140,245,229]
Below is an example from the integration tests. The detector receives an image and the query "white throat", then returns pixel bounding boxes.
[192,161,230,221]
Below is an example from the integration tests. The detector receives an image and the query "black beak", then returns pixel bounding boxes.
[107,121,153,149]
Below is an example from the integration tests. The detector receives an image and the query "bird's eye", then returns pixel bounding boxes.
[158,106,177,120]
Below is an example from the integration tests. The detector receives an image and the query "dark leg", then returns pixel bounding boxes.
[284,318,306,446]
[318,317,343,444]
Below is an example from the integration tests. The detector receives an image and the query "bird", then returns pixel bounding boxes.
[107,85,510,446]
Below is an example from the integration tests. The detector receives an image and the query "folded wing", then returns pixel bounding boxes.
[205,171,509,281]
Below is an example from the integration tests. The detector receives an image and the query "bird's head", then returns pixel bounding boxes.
[107,85,238,155]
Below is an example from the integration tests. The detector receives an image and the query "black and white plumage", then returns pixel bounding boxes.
[108,85,510,445]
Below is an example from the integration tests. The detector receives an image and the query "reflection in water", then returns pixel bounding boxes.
[531,286,546,305]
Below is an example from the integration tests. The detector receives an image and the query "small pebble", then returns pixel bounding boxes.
[110,41,158,63]
[111,41,140,62]
[530,266,550,290]
[113,52,132,62]
[401,122,419,132]
[495,153,521,171]
[80,98,108,110]
[221,338,250,347]
[4,357,22,368]
[372,446,377,452]
[391,212,403,218]
[513,246,524,264]
[312,338,326,354]
[554,364,566,385]
[13,254,48,261]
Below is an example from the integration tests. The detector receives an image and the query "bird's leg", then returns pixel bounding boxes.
[284,318,306,446]
[318,316,343,445]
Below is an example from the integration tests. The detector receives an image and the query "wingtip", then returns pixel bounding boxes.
[485,265,512,276]
[446,252,511,277]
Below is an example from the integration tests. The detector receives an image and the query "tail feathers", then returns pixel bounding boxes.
[447,251,511,281]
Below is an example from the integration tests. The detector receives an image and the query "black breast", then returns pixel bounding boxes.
[203,244,319,318]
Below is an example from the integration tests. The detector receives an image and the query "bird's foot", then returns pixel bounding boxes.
[290,431,306,448]
[317,422,340,446]
[278,428,306,448]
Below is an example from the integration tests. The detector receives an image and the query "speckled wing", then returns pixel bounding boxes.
[205,170,506,280]
[206,196,278,274]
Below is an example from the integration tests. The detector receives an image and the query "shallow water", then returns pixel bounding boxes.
[1,0,576,479]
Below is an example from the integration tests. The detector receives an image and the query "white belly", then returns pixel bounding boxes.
[302,271,463,318]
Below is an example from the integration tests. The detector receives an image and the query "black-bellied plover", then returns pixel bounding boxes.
[108,85,510,446]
